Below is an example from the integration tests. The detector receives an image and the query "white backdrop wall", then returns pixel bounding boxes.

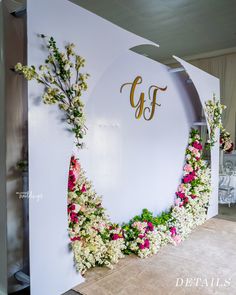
[27,0,219,294]
[174,57,220,218]
[79,50,197,223]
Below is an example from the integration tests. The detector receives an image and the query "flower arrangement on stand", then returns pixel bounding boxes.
[220,128,234,153]
[204,95,226,148]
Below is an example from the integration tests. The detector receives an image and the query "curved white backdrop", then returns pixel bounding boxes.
[79,50,196,223]
[27,0,219,294]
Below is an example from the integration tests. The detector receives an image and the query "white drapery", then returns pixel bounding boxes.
[190,53,236,144]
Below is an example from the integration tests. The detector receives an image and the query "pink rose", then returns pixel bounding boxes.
[184,164,193,173]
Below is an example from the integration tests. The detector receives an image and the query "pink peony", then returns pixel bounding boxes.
[138,234,145,239]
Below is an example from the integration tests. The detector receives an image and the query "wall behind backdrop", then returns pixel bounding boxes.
[190,53,236,145]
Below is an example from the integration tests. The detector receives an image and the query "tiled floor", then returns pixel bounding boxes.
[11,205,236,295]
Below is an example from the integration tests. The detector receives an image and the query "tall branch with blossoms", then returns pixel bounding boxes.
[14,35,89,148]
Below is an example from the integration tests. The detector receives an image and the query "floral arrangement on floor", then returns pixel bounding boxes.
[15,36,213,275]
[14,35,88,148]
[68,156,125,274]
[68,129,212,273]
[204,95,226,148]
[220,128,234,153]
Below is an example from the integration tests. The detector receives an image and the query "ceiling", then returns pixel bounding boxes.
[69,0,236,63]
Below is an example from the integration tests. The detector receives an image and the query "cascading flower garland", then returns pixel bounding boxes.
[67,156,125,274]
[15,36,213,275]
[205,95,226,148]
[68,129,212,273]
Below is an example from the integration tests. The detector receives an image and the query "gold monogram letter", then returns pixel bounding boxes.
[120,76,167,121]
[120,76,145,119]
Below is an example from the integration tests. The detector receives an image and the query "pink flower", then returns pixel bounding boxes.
[175,199,181,206]
[139,239,150,250]
[176,192,185,199]
[138,234,145,239]
[70,204,75,210]
[139,243,145,250]
[68,170,76,191]
[191,147,200,156]
[70,212,78,223]
[184,164,193,173]
[183,175,191,183]
[178,183,186,193]
[70,236,81,242]
[81,184,86,193]
[183,172,195,183]
[172,234,181,245]
[193,141,202,150]
[147,222,154,231]
[183,197,189,205]
[112,233,122,240]
[71,156,81,171]
[144,239,150,248]
[170,227,177,237]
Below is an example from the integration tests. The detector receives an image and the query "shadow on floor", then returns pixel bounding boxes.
[10,287,80,295]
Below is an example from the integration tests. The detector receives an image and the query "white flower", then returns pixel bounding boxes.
[64,64,70,71]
